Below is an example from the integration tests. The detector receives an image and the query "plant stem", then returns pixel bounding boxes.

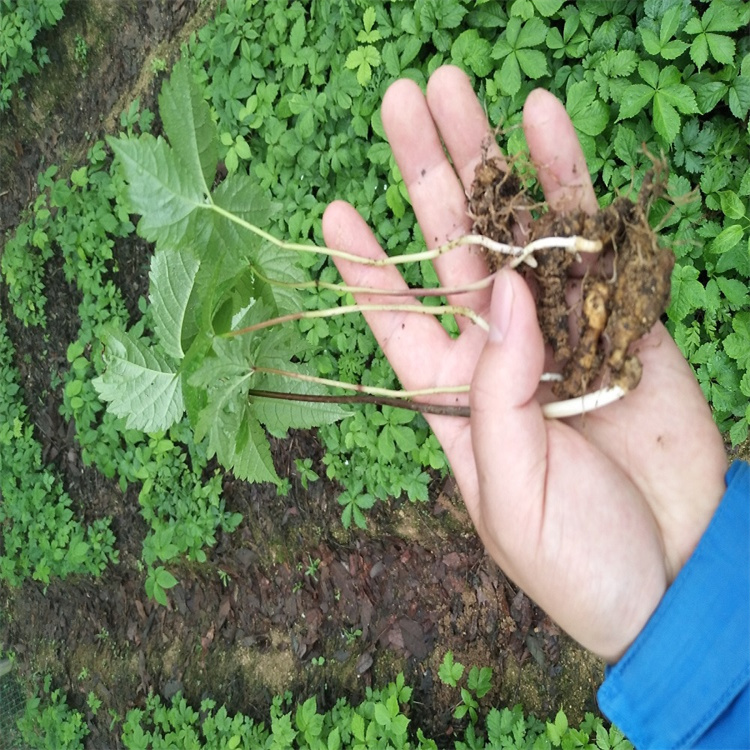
[252,265,497,298]
[209,203,601,269]
[247,389,470,417]
[251,366,470,401]
[228,303,488,337]
[246,383,626,419]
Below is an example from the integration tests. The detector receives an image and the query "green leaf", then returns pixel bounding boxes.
[668,264,705,322]
[532,0,563,17]
[729,76,750,119]
[706,32,735,64]
[158,59,218,192]
[638,59,660,88]
[689,33,709,69]
[657,80,699,116]
[204,397,279,485]
[617,84,654,120]
[517,16,548,47]
[438,651,464,687]
[290,16,306,50]
[719,191,746,220]
[516,48,548,79]
[156,568,178,590]
[93,328,184,432]
[109,134,206,247]
[717,277,750,310]
[499,54,522,97]
[652,95,681,144]
[451,30,492,77]
[149,248,201,360]
[251,328,349,434]
[711,223,744,254]
[566,80,609,136]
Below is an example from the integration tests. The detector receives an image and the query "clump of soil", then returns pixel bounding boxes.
[469,157,675,399]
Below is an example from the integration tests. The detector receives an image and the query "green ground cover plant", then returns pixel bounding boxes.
[0,320,117,585]
[15,670,632,750]
[1,122,242,593]
[0,0,68,110]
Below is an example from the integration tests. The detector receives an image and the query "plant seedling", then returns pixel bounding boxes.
[95,60,673,491]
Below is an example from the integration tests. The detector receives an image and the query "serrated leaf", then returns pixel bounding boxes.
[566,80,609,136]
[517,16,548,47]
[252,388,348,436]
[668,264,705,321]
[149,248,201,360]
[689,34,709,69]
[516,48,548,79]
[532,0,563,17]
[499,54,522,97]
[93,328,184,432]
[290,16,306,50]
[159,59,218,192]
[451,30,492,77]
[108,134,207,247]
[211,403,279,484]
[739,166,750,196]
[251,328,349,434]
[638,59,660,88]
[652,95,681,144]
[658,82,698,115]
[613,125,639,165]
[706,33,735,64]
[617,84,654,120]
[252,241,306,316]
[717,276,750,309]
[729,76,750,119]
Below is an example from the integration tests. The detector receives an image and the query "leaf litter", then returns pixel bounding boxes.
[469,154,675,399]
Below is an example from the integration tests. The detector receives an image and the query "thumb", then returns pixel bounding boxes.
[470,270,548,511]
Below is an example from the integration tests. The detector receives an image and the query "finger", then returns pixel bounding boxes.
[322,200,455,391]
[469,270,549,532]
[523,89,598,215]
[381,75,492,319]
[426,66,505,195]
[523,89,602,279]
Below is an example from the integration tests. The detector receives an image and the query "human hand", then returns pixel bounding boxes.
[322,66,728,662]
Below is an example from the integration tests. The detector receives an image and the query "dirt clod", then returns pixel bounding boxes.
[470,157,675,399]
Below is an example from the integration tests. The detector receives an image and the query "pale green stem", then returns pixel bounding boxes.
[252,266,497,298]
[228,303,488,338]
[252,366,470,401]
[208,203,600,268]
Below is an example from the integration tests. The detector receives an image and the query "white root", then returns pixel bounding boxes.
[541,385,627,419]
[509,235,603,268]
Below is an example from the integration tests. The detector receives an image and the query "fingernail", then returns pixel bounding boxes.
[489,270,514,343]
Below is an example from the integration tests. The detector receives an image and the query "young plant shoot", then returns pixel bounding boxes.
[95,61,672,485]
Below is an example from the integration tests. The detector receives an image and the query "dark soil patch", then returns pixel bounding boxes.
[1,3,605,748]
[470,156,675,399]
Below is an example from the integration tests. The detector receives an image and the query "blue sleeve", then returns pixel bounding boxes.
[597,460,750,750]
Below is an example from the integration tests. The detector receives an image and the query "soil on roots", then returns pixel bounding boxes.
[469,156,675,399]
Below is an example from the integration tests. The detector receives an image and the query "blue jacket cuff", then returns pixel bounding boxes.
[597,461,750,750]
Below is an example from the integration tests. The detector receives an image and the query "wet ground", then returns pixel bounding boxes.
[0,2,604,747]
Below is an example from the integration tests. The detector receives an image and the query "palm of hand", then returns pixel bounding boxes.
[323,66,727,662]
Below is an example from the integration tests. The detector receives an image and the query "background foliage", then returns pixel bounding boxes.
[0,0,68,110]
[1,0,748,741]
